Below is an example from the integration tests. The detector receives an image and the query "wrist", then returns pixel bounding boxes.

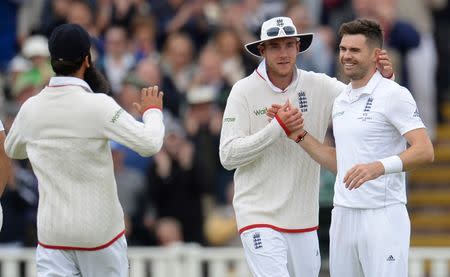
[295,130,308,143]
[143,105,162,114]
[378,155,403,174]
[275,114,291,136]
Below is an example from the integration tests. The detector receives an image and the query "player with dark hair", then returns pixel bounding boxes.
[5,23,165,277]
[288,18,434,276]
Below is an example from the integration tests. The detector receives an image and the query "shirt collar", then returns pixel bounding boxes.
[342,70,383,103]
[48,76,93,93]
[255,59,299,93]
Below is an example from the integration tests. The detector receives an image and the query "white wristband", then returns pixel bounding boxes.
[379,155,403,174]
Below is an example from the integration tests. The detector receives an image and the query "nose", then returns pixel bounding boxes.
[340,49,352,61]
[279,45,289,58]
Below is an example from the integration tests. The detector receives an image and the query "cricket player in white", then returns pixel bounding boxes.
[4,24,165,277]
[0,119,11,232]
[220,17,394,277]
[286,19,434,277]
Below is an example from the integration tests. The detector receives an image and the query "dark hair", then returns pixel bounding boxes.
[338,19,383,48]
[50,57,84,76]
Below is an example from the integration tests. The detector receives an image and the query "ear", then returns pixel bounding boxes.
[373,48,381,62]
[257,43,265,56]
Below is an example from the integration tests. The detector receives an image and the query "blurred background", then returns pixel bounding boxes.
[0,0,449,276]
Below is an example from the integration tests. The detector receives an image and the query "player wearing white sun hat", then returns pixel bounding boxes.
[220,15,396,276]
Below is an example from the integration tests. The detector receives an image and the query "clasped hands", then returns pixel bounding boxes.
[267,101,305,141]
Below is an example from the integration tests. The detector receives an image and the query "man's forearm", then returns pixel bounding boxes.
[297,132,337,173]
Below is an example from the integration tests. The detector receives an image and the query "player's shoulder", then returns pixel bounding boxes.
[17,92,42,112]
[378,78,412,99]
[300,69,345,89]
[299,69,336,82]
[229,71,259,98]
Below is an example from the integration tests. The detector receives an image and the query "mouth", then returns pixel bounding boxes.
[342,62,356,70]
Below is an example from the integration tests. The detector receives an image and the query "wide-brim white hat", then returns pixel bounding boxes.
[245,17,313,57]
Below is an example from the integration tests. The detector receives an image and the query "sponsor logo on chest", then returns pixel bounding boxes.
[253,107,267,116]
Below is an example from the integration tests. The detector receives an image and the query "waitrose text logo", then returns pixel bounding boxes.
[254,107,267,116]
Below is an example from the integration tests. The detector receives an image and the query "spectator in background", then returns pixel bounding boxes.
[130,16,160,63]
[67,0,98,36]
[191,46,232,110]
[152,0,210,49]
[154,217,183,246]
[98,25,135,95]
[148,116,207,245]
[135,58,181,117]
[96,0,138,35]
[0,160,38,247]
[213,28,256,88]
[7,35,51,105]
[5,55,31,101]
[39,0,71,37]
[16,0,45,45]
[396,0,445,140]
[20,35,53,87]
[160,32,196,95]
[185,85,230,204]
[10,72,43,106]
[287,3,334,75]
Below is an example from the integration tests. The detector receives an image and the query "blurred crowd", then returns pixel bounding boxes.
[0,0,448,251]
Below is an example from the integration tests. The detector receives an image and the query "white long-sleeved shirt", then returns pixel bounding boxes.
[5,77,164,249]
[220,61,345,233]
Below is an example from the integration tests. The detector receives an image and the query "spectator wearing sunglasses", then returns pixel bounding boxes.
[219,16,394,277]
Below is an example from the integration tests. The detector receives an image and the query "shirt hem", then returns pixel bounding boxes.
[238,224,318,234]
[38,230,125,251]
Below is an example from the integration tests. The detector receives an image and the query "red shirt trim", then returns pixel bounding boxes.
[46,84,92,92]
[255,69,265,81]
[239,224,318,234]
[38,230,125,251]
[255,69,288,93]
[143,106,162,113]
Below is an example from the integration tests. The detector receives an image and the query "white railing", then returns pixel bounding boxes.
[0,245,449,277]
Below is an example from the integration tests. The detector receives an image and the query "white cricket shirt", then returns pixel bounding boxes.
[220,61,345,233]
[5,77,165,249]
[332,71,425,208]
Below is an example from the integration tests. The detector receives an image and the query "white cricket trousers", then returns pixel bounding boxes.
[36,236,129,277]
[240,227,321,277]
[330,204,410,277]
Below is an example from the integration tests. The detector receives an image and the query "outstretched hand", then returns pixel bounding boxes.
[133,85,164,115]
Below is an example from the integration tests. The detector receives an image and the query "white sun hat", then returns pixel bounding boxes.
[244,16,313,57]
[22,35,50,58]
